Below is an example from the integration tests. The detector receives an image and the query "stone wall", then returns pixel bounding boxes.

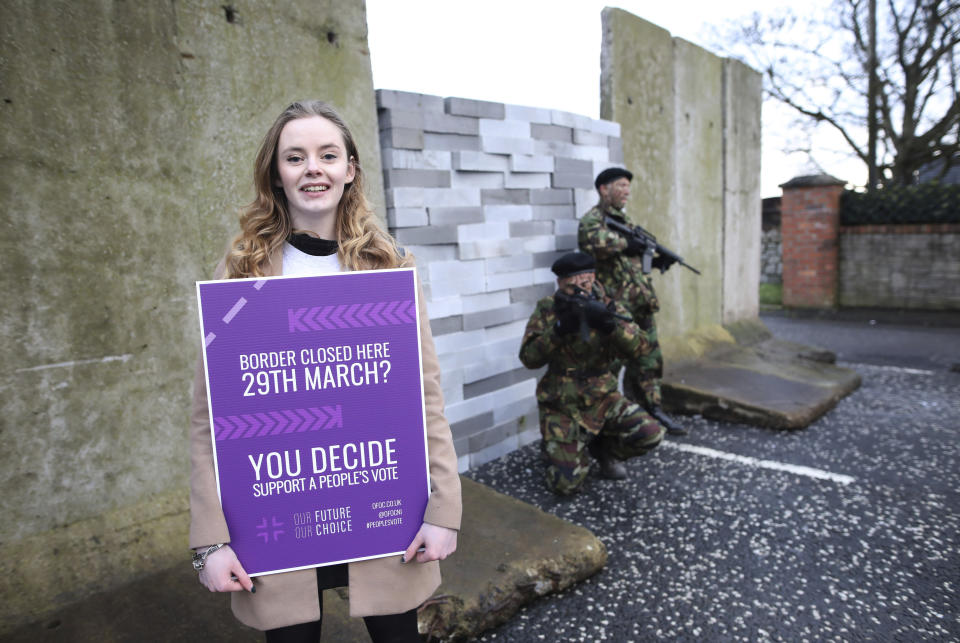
[761,228,783,284]
[839,224,960,309]
[377,89,624,469]
[0,0,382,633]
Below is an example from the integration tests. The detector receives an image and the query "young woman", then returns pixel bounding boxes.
[188,100,461,642]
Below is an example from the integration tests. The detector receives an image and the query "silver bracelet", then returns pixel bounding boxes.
[191,543,224,571]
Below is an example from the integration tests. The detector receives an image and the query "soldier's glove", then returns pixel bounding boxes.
[584,299,617,335]
[553,294,581,336]
[652,254,678,272]
[624,236,647,257]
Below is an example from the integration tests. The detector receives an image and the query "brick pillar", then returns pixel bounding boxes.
[780,174,845,308]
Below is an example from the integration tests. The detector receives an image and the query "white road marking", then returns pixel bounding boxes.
[847,362,936,376]
[662,441,856,485]
[16,354,134,373]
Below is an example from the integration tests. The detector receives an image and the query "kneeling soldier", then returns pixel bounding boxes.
[519,252,665,495]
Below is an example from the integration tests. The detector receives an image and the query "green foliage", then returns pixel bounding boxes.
[759,283,782,306]
[841,183,960,225]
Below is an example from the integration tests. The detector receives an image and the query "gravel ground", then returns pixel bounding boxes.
[465,361,960,642]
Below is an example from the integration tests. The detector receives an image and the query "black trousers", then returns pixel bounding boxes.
[264,566,420,643]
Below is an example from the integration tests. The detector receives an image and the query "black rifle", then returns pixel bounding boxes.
[555,287,632,342]
[603,216,701,275]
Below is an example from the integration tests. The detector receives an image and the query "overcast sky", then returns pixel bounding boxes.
[365,0,866,198]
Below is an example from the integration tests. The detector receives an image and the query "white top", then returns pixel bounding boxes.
[282,241,341,277]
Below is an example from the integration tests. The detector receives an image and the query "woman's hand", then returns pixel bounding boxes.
[403,522,458,564]
[197,545,255,593]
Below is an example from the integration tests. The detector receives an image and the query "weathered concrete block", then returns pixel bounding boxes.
[444,379,535,424]
[394,224,458,246]
[422,187,482,207]
[378,108,424,130]
[573,129,606,146]
[566,145,612,163]
[554,234,578,251]
[434,328,486,357]
[484,318,529,342]
[453,151,510,172]
[404,244,458,264]
[510,220,554,237]
[430,314,465,337]
[458,238,526,260]
[530,188,574,205]
[387,207,428,228]
[379,127,423,150]
[492,394,539,426]
[458,221,511,244]
[463,302,533,332]
[607,137,624,163]
[533,267,556,284]
[573,188,597,216]
[464,367,532,403]
[505,173,551,189]
[467,419,517,453]
[532,139,579,157]
[511,282,555,303]
[532,204,576,220]
[442,366,464,405]
[382,148,453,170]
[445,96,506,119]
[376,89,444,112]
[533,250,566,269]
[428,206,485,225]
[479,118,530,138]
[484,205,533,222]
[426,295,463,319]
[551,109,593,130]
[384,168,451,189]
[485,254,534,274]
[481,136,536,155]
[504,104,553,123]
[469,435,520,468]
[386,187,425,208]
[523,235,557,253]
[589,118,621,137]
[487,269,535,292]
[462,290,511,314]
[424,133,481,151]
[451,171,506,189]
[424,112,480,135]
[531,123,573,142]
[510,154,554,173]
[449,411,494,440]
[481,188,530,205]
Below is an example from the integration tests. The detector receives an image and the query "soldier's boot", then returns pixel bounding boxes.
[648,406,687,436]
[589,441,627,480]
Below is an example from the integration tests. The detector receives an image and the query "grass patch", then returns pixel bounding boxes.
[759,282,782,306]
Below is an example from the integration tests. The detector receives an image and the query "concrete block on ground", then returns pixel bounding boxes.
[510,154,554,173]
[424,133,481,151]
[481,188,531,205]
[376,89,444,112]
[445,96,506,119]
[379,127,424,151]
[387,207,428,228]
[428,206,484,226]
[480,136,536,155]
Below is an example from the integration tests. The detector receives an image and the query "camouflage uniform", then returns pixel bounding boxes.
[578,203,664,409]
[519,281,664,495]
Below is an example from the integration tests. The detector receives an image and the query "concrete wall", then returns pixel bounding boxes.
[600,8,762,346]
[377,90,624,470]
[0,0,382,632]
[839,225,960,309]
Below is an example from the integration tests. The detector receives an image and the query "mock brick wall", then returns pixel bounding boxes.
[839,224,960,309]
[780,176,845,308]
[376,89,624,471]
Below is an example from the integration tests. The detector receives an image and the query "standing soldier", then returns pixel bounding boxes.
[519,252,664,496]
[578,167,688,435]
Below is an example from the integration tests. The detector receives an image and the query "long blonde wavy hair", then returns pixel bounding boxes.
[223,100,400,278]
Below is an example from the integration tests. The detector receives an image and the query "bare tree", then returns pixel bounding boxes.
[713,0,960,188]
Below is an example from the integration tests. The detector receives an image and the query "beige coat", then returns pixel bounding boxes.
[189,249,462,631]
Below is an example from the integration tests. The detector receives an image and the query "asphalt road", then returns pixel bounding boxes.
[466,312,960,642]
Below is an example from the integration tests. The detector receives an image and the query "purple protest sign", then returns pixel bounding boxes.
[196,268,429,576]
